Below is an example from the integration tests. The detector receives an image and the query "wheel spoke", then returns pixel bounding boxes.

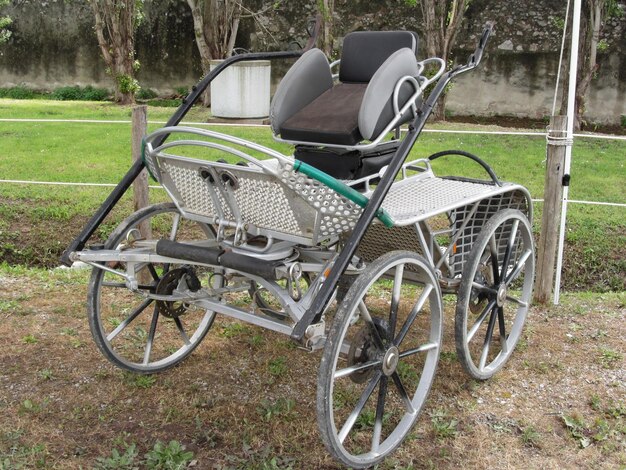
[497,306,508,353]
[143,306,160,365]
[106,298,153,342]
[388,264,405,339]
[467,299,497,342]
[399,342,438,358]
[394,284,433,346]
[334,359,383,379]
[371,377,388,454]
[169,213,181,240]
[357,302,386,351]
[338,371,382,444]
[174,317,191,346]
[391,372,416,414]
[479,306,498,370]
[500,219,519,280]
[102,281,154,291]
[505,249,531,285]
[147,264,161,282]
[489,235,500,285]
[506,295,528,307]
[471,282,498,296]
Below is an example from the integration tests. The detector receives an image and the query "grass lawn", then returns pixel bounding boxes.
[0,99,624,290]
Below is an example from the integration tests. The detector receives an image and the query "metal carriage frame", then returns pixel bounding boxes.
[65,21,536,468]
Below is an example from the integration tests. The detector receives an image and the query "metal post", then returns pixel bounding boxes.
[554,0,582,304]
[534,115,567,304]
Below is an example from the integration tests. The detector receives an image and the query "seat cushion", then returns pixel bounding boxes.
[269,48,333,134]
[279,83,367,145]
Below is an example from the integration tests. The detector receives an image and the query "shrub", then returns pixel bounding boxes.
[82,85,109,101]
[51,85,109,101]
[137,87,158,100]
[174,86,189,97]
[621,115,626,128]
[146,98,181,108]
[0,85,36,99]
[116,74,140,95]
[52,86,82,101]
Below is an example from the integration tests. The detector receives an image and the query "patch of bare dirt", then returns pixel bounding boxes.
[0,269,624,469]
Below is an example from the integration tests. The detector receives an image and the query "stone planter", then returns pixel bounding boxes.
[209,60,271,119]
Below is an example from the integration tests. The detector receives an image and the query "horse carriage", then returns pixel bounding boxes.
[65,22,534,468]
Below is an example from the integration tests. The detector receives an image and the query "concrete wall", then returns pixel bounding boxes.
[0,0,202,92]
[0,0,624,123]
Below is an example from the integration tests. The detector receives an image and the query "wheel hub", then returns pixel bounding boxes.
[496,283,507,307]
[347,318,389,384]
[347,327,376,384]
[382,346,400,376]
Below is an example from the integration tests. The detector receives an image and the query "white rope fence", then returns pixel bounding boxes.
[1,118,625,141]
[1,179,624,208]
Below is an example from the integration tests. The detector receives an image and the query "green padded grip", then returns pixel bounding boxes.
[293,160,394,228]
[140,139,158,182]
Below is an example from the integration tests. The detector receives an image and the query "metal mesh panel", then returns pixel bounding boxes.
[382,177,495,225]
[277,162,362,238]
[357,224,424,266]
[161,161,217,219]
[233,175,304,236]
[449,191,529,276]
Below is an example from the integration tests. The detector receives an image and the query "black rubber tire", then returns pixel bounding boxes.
[317,250,442,468]
[455,209,534,380]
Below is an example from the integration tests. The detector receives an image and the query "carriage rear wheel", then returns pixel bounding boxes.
[455,209,534,380]
[88,203,222,374]
[317,251,442,468]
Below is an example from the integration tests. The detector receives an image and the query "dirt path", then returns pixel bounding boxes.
[1,268,624,469]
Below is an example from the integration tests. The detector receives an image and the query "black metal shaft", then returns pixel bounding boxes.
[60,50,304,266]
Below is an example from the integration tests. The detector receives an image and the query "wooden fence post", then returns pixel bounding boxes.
[534,115,567,304]
[131,105,151,240]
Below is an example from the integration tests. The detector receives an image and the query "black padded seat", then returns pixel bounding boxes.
[280,83,368,146]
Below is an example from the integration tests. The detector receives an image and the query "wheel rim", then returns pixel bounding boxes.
[319,252,442,467]
[88,204,220,373]
[457,210,534,378]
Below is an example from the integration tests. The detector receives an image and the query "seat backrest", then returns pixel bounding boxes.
[339,31,419,84]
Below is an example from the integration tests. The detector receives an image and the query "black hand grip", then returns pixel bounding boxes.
[468,22,494,68]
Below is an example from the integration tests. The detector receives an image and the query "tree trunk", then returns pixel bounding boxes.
[418,0,467,121]
[319,0,335,57]
[90,0,139,105]
[187,0,243,107]
[559,0,606,131]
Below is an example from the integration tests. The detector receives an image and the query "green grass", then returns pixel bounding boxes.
[1,100,623,204]
[0,99,624,290]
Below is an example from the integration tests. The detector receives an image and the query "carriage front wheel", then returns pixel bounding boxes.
[455,209,535,380]
[317,251,442,468]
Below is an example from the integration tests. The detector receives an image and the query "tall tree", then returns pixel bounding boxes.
[90,0,144,105]
[186,0,280,105]
[559,0,621,130]
[187,0,243,73]
[408,0,469,120]
[0,0,11,45]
